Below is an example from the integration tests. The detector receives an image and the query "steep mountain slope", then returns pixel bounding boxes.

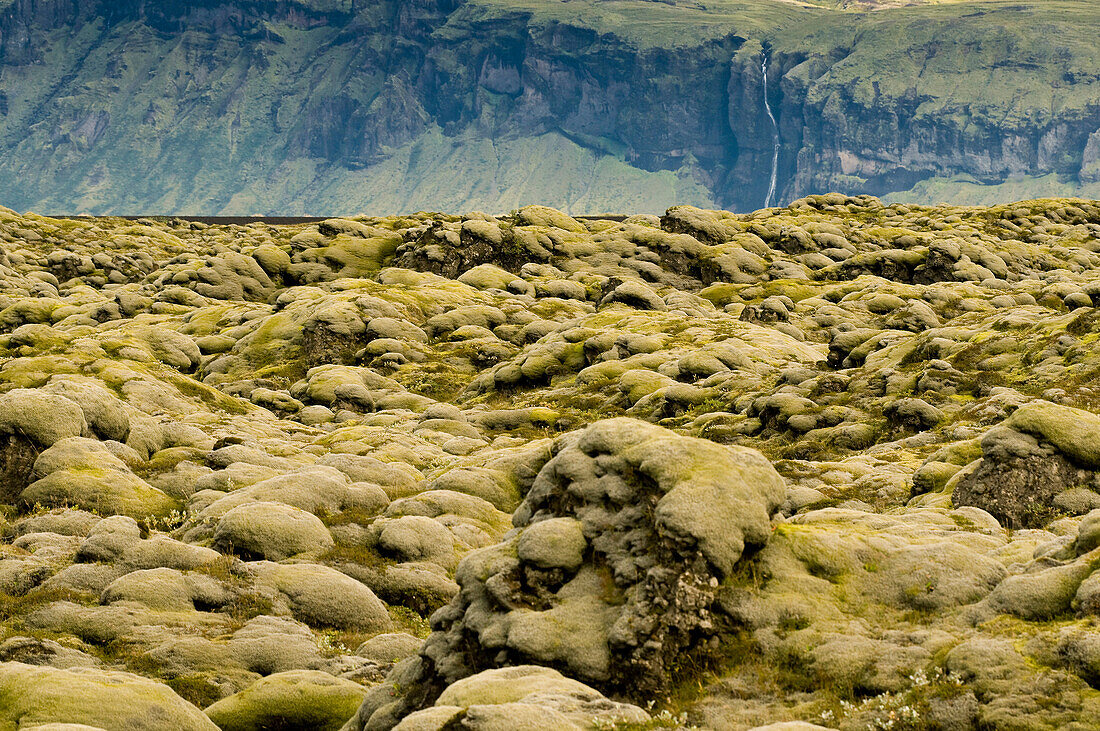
[0,0,1098,214]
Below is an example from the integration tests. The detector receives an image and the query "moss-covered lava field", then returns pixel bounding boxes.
[5,196,1100,729]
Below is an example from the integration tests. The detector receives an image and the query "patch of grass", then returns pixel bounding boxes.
[138,508,188,534]
[167,675,225,710]
[317,628,352,657]
[395,361,471,401]
[193,553,237,582]
[317,505,382,528]
[597,564,627,606]
[190,554,276,624]
[592,708,696,730]
[224,590,276,624]
[322,543,388,569]
[102,640,160,673]
[0,586,91,625]
[388,605,431,638]
[163,371,253,415]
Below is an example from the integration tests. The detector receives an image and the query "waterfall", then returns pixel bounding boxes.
[761,54,780,208]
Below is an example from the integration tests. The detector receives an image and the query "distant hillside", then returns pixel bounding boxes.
[0,0,1098,214]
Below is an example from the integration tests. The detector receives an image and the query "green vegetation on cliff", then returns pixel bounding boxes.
[0,0,1098,214]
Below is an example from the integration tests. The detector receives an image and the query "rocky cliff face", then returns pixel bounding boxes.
[0,0,1097,213]
[770,4,1100,206]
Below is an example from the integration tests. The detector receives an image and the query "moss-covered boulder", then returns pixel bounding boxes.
[0,662,218,730]
[22,466,176,519]
[213,501,334,561]
[953,405,1100,527]
[247,561,392,632]
[0,389,88,448]
[373,666,648,731]
[0,389,89,501]
[204,670,367,731]
[1004,401,1100,469]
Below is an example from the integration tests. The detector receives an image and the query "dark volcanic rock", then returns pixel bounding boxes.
[952,403,1100,528]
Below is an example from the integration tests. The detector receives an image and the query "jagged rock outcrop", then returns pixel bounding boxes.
[345,417,785,729]
[952,402,1100,528]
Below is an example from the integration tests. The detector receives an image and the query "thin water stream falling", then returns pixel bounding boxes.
[762,54,780,208]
